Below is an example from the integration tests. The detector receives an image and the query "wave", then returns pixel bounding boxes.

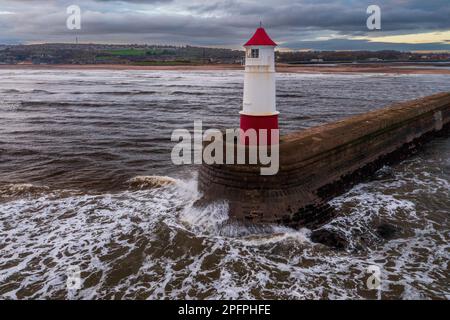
[21,101,107,108]
[0,102,21,111]
[127,175,178,189]
[277,93,305,98]
[0,183,86,202]
[2,89,54,94]
[70,90,157,96]
[32,89,55,94]
[0,183,50,199]
[170,91,207,96]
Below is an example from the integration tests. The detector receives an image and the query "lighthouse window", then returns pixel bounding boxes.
[251,49,259,58]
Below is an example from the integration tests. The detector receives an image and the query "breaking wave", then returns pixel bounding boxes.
[0,183,50,199]
[127,175,178,189]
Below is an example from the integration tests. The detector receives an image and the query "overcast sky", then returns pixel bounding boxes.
[0,0,449,51]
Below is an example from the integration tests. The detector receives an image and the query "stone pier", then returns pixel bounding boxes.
[198,92,450,228]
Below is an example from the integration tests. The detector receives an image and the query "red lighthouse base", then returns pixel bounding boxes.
[240,113,279,145]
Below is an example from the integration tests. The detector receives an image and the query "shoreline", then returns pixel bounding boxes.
[1,63,450,74]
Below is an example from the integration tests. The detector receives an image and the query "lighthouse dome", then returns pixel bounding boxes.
[244,27,277,47]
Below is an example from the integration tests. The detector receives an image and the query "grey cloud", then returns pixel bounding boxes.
[0,0,449,50]
[95,0,172,2]
[284,38,450,51]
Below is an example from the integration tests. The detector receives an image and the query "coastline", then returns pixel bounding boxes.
[1,63,450,74]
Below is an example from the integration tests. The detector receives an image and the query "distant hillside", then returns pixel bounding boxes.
[0,43,245,65]
[276,50,450,63]
[0,43,448,65]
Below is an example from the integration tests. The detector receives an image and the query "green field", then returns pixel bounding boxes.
[106,48,147,56]
[105,48,173,56]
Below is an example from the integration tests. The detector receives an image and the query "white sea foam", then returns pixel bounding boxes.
[1,154,449,300]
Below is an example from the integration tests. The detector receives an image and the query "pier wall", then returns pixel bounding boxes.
[198,92,450,227]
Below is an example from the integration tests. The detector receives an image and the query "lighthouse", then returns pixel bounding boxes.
[240,26,278,145]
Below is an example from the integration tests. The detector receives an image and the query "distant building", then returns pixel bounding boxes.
[367,58,383,62]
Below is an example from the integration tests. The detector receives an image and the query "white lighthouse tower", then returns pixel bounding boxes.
[240,26,278,145]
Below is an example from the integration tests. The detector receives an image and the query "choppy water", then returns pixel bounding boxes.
[0,69,449,299]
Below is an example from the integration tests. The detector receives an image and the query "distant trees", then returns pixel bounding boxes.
[275,50,418,63]
[0,44,448,65]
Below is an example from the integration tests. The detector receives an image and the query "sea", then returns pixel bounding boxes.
[0,68,449,299]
